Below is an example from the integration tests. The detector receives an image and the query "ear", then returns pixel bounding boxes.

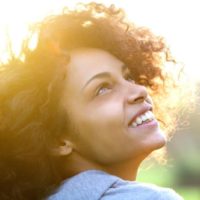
[52,139,74,156]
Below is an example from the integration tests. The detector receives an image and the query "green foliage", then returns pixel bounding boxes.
[137,163,200,200]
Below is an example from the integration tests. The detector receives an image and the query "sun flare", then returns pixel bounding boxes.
[0,0,199,82]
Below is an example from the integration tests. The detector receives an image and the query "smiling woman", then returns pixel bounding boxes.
[0,2,188,200]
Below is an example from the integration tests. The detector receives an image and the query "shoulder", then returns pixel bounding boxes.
[47,170,183,200]
[101,181,184,200]
[47,170,119,200]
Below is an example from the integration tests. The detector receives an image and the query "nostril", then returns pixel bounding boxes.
[127,95,145,104]
[134,96,145,103]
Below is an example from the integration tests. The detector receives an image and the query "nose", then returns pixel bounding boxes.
[127,84,148,104]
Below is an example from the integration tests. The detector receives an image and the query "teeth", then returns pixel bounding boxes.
[130,110,155,127]
[131,122,137,128]
[148,111,155,119]
[136,117,142,125]
[145,112,151,118]
[141,114,147,121]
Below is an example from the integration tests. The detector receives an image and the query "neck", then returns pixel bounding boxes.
[103,157,143,180]
[61,152,147,181]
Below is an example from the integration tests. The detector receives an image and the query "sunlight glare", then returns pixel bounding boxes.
[0,0,199,82]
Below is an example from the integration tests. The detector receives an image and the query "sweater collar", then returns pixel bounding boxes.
[48,170,119,200]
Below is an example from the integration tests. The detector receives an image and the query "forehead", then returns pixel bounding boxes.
[65,48,124,89]
[68,48,123,74]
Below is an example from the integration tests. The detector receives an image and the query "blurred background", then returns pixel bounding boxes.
[0,0,199,199]
[138,87,200,200]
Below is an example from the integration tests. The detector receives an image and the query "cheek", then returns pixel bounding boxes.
[72,100,125,155]
[88,97,124,127]
[79,96,129,146]
[77,103,124,141]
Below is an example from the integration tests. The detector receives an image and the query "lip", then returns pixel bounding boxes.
[129,118,158,130]
[128,105,153,126]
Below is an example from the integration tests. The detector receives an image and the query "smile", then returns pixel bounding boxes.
[129,110,155,128]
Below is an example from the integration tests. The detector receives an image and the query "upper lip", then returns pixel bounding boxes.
[128,105,153,126]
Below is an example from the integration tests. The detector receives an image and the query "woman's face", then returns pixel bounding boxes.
[62,48,166,165]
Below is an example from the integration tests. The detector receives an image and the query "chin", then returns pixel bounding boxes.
[144,129,167,153]
[155,137,166,150]
[151,131,167,150]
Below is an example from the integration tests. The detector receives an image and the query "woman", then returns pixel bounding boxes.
[0,2,185,200]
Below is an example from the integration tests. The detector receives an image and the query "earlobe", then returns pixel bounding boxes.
[53,140,74,156]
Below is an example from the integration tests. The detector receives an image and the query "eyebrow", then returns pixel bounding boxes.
[81,72,111,91]
[81,64,128,91]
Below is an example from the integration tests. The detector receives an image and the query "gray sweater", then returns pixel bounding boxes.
[47,170,183,200]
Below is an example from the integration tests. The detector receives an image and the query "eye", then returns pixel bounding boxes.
[124,73,135,83]
[96,83,112,96]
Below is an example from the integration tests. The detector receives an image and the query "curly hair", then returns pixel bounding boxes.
[0,2,185,199]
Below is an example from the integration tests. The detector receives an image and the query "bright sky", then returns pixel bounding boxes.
[0,0,199,82]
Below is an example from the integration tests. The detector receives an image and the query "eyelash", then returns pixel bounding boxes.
[96,83,112,96]
[124,73,135,82]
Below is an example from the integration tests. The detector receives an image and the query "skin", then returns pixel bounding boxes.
[58,48,166,180]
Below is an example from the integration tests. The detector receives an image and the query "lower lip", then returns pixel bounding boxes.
[129,119,158,129]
